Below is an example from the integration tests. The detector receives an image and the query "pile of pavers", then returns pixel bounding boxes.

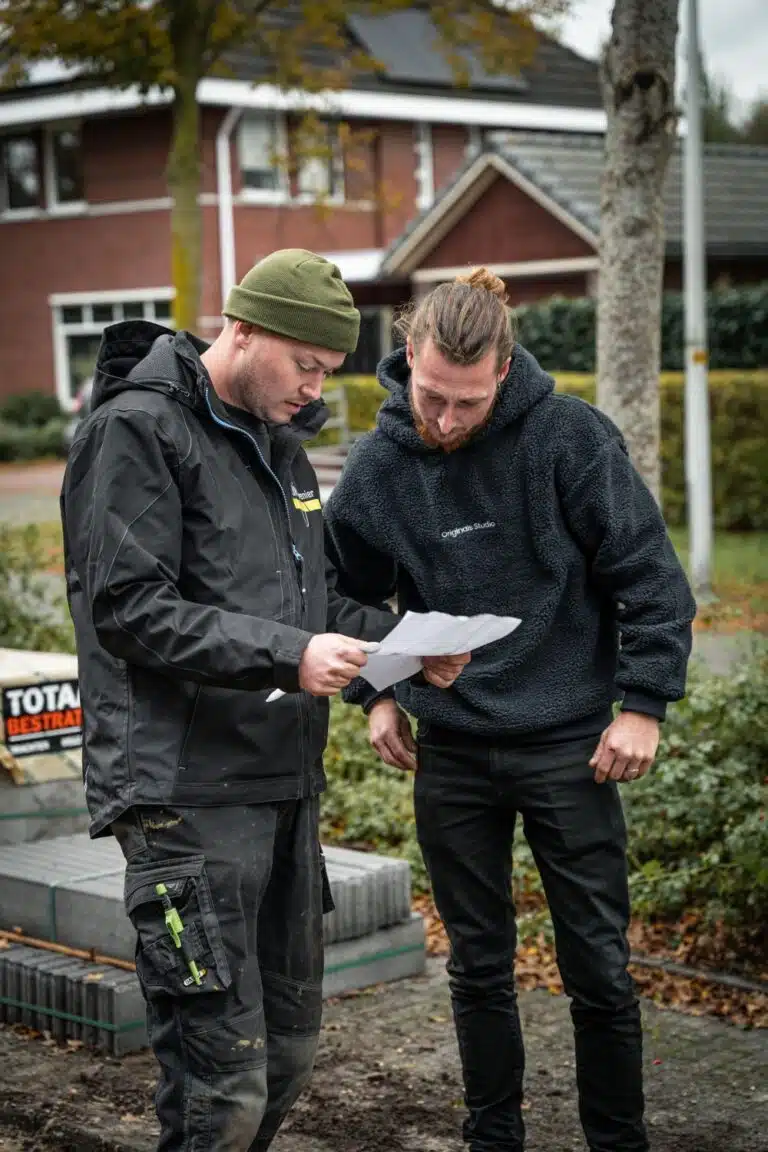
[0,833,425,1055]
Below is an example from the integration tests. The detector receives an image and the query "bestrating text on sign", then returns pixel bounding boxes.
[1,679,82,759]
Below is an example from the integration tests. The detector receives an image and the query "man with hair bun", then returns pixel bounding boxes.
[324,267,696,1152]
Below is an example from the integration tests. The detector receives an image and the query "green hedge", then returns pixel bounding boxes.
[336,371,768,531]
[0,390,63,428]
[0,418,68,463]
[514,284,768,373]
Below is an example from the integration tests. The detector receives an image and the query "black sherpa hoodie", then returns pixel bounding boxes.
[324,345,696,740]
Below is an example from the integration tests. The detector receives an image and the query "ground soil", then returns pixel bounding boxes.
[0,959,766,1152]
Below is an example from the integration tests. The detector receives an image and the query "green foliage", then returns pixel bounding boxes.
[513,284,768,373]
[322,653,768,948]
[624,649,768,937]
[0,419,67,462]
[0,524,75,653]
[337,371,768,531]
[0,391,63,428]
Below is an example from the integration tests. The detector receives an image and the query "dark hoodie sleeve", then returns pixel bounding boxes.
[555,402,696,718]
[63,409,312,692]
[324,490,400,712]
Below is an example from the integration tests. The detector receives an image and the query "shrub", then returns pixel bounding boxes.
[0,524,75,653]
[0,391,63,428]
[0,419,68,463]
[321,650,768,950]
[514,283,768,373]
[335,371,768,531]
[624,647,768,941]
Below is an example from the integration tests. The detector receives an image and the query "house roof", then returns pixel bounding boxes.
[382,134,768,274]
[0,11,604,131]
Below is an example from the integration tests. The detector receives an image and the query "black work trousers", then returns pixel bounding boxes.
[415,727,647,1152]
[112,797,328,1152]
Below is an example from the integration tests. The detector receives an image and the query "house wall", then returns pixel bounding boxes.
[0,110,440,401]
[419,175,595,268]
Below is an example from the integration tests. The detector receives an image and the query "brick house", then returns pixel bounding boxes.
[3,9,765,410]
[0,10,605,407]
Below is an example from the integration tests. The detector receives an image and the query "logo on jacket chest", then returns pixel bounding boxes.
[291,483,321,514]
[441,520,496,540]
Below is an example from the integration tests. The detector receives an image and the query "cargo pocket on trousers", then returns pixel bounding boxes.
[320,849,335,915]
[125,855,232,997]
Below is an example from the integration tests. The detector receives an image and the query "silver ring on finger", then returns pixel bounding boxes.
[625,767,640,780]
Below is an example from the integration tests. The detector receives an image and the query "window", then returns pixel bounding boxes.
[1,125,85,215]
[50,126,84,206]
[342,308,391,375]
[238,113,286,197]
[1,135,42,212]
[297,122,344,201]
[52,292,175,410]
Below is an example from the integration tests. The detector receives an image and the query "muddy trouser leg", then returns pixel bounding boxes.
[111,797,325,1152]
[414,737,524,1152]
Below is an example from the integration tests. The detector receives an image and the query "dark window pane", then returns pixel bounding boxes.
[122,301,144,319]
[61,305,83,324]
[52,128,84,203]
[154,299,172,320]
[92,303,114,323]
[239,115,279,191]
[343,310,381,375]
[3,136,41,210]
[68,333,103,399]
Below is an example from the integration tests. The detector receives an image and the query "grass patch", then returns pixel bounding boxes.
[668,529,768,632]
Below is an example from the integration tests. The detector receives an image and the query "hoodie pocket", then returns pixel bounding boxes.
[125,855,232,996]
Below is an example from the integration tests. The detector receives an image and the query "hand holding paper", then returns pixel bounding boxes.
[360,610,521,692]
[267,610,521,701]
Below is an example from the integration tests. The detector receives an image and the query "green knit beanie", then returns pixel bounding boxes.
[223,249,360,354]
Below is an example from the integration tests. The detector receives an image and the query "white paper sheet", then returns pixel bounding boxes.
[267,611,521,700]
[359,610,521,692]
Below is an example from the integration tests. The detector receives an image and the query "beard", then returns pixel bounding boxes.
[410,394,496,453]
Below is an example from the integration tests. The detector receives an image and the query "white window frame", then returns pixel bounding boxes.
[295,120,345,206]
[44,121,86,215]
[237,111,290,205]
[0,132,45,219]
[49,288,175,412]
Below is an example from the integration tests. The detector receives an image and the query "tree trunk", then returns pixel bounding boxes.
[597,0,679,502]
[167,75,202,332]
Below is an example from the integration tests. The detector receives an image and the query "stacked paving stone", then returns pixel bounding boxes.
[0,833,424,1053]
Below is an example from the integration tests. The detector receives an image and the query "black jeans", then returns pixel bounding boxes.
[112,798,328,1152]
[415,728,647,1152]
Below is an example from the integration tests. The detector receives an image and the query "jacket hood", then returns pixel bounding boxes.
[375,343,555,453]
[90,320,328,439]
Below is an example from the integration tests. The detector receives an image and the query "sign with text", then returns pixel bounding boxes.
[1,679,82,759]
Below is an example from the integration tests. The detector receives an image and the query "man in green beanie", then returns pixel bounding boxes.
[61,249,468,1152]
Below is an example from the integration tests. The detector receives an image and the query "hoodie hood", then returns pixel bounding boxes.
[90,320,329,439]
[375,343,555,453]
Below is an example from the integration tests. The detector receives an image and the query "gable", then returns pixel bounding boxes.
[420,174,595,269]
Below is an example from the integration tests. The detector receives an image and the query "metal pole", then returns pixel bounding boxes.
[683,0,714,599]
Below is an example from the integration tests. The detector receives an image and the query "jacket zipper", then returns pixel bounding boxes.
[204,391,307,616]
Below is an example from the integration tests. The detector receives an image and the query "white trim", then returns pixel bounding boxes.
[197,80,608,134]
[217,106,243,311]
[51,306,71,413]
[412,257,600,283]
[415,123,434,211]
[319,247,384,283]
[0,86,171,129]
[0,78,607,134]
[0,206,44,221]
[381,152,599,276]
[49,286,174,306]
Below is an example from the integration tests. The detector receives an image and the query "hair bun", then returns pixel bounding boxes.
[455,266,508,303]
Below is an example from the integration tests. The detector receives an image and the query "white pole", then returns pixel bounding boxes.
[216,106,244,311]
[683,0,714,598]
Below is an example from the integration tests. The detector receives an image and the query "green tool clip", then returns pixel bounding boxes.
[155,882,206,987]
